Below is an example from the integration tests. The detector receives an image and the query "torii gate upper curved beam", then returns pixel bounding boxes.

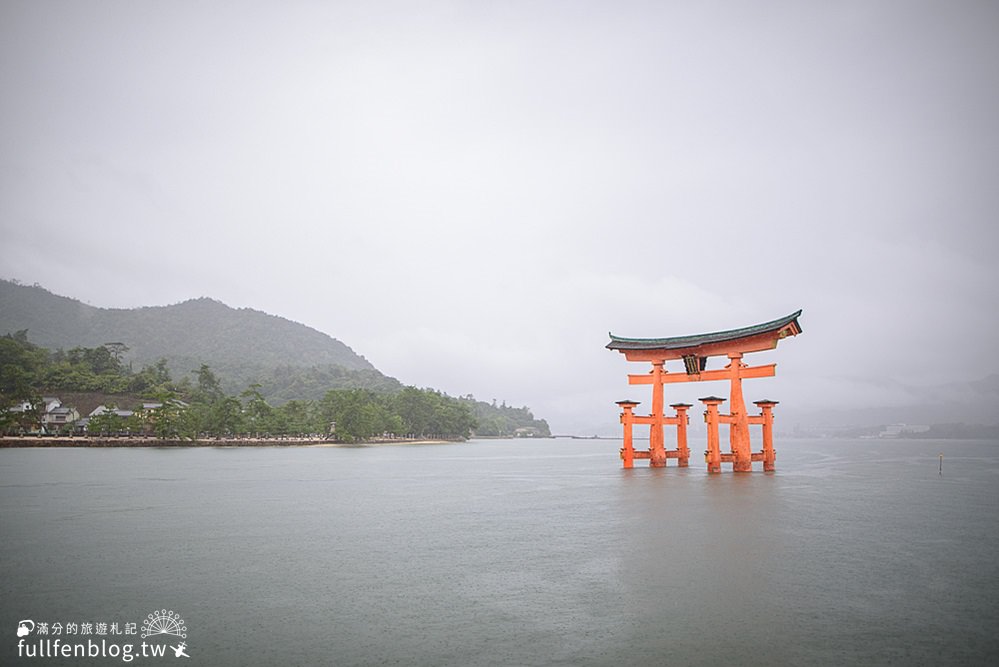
[607,310,802,362]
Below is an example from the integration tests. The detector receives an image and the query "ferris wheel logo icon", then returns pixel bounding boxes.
[140,609,187,639]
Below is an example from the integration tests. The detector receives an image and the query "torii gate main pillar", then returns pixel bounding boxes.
[726,352,752,472]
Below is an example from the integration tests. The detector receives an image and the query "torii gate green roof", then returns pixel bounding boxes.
[607,310,803,351]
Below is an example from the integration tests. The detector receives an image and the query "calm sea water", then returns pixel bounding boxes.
[1,438,997,666]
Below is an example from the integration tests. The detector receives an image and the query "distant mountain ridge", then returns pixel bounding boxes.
[0,280,395,395]
[780,373,999,435]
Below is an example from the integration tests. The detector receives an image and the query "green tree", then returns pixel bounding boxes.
[392,387,434,437]
[316,388,400,442]
[193,364,224,403]
[273,400,315,436]
[128,358,173,394]
[144,392,187,439]
[241,384,274,436]
[389,387,476,439]
[87,405,127,436]
[0,332,46,433]
[103,342,129,364]
[209,396,244,437]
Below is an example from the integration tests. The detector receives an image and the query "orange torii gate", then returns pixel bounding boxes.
[607,310,802,472]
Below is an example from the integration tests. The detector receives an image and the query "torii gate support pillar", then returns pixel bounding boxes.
[701,396,725,474]
[617,401,639,469]
[753,400,779,472]
[672,403,692,467]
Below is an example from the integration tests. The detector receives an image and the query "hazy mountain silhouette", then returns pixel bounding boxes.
[0,279,399,396]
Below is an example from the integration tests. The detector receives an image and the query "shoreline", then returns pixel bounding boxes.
[0,436,460,448]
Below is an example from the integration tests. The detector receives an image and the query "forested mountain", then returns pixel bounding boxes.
[0,279,396,396]
[0,331,476,440]
[0,280,552,438]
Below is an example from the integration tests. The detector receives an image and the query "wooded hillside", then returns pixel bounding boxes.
[0,280,552,438]
[0,279,394,395]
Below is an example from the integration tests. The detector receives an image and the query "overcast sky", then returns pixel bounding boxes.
[2,1,997,433]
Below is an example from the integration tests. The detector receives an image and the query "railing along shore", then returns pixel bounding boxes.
[0,435,457,447]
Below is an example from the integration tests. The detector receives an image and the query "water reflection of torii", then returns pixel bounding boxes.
[607,311,802,472]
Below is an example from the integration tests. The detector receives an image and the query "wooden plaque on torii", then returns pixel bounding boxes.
[607,310,802,473]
